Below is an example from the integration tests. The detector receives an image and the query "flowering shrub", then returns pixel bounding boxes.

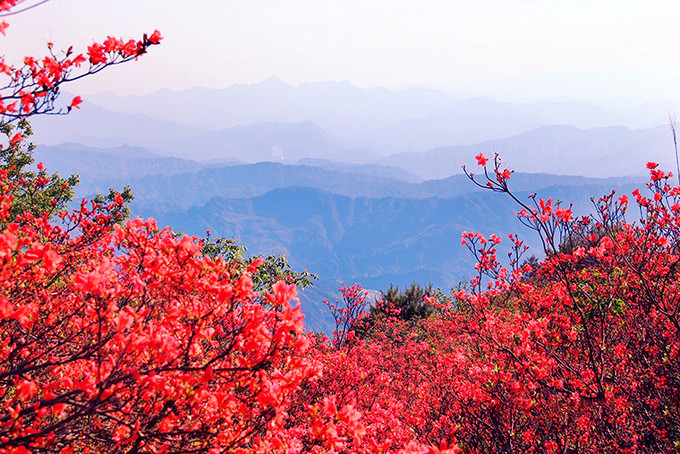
[0,167,324,453]
[294,156,680,453]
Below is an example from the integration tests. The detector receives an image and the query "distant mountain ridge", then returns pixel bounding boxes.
[30,100,207,149]
[28,80,676,176]
[33,140,648,331]
[152,121,347,162]
[37,143,641,213]
[382,124,674,179]
[349,97,624,153]
[88,78,460,136]
[81,79,666,159]
[34,143,207,185]
[143,180,642,331]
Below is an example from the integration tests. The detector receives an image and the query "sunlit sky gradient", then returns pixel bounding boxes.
[3,0,680,101]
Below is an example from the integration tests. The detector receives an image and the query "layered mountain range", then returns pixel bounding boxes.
[30,79,674,329]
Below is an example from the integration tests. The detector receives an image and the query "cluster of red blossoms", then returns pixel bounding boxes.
[0,168,323,453]
[299,156,680,453]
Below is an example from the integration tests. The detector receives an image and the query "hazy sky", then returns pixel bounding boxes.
[3,0,680,101]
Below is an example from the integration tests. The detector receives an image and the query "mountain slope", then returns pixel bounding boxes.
[380,124,673,179]
[35,143,206,185]
[140,179,643,331]
[30,100,207,148]
[153,121,349,162]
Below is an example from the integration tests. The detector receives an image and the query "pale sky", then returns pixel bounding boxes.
[3,0,680,101]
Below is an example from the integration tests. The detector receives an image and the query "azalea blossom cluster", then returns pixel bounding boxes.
[0,166,354,453]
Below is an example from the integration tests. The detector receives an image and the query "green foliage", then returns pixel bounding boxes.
[355,282,444,339]
[202,234,317,293]
[375,282,441,321]
[90,186,135,219]
[0,120,79,222]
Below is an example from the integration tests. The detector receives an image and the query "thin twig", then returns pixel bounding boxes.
[0,0,50,17]
[669,112,680,186]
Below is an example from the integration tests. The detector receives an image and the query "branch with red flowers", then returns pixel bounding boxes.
[0,1,162,125]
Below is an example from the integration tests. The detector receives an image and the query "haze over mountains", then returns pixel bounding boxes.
[29,78,676,330]
[32,79,680,176]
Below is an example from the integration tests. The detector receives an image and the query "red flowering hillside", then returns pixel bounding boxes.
[13,143,680,453]
[288,155,680,453]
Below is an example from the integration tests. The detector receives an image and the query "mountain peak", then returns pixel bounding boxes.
[256,76,292,88]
